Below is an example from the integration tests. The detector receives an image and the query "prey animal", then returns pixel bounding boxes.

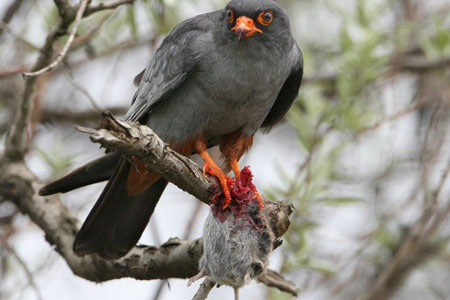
[40,0,303,260]
[188,167,274,300]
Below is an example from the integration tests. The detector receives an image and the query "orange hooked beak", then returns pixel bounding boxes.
[231,16,263,39]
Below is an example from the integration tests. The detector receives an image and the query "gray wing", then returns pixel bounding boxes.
[261,43,303,128]
[124,14,214,122]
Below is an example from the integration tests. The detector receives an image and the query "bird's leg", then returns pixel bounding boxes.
[220,133,264,209]
[195,136,232,208]
[229,159,241,178]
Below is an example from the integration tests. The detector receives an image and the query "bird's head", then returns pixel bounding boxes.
[224,0,292,46]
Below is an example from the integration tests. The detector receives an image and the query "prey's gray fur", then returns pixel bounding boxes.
[190,201,274,298]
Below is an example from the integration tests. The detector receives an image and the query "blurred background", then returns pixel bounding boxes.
[1,0,450,299]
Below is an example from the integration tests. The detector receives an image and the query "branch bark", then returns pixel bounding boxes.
[76,112,214,204]
[0,113,296,293]
[0,153,295,292]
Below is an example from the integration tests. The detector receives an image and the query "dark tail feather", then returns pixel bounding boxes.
[73,157,168,259]
[39,152,121,196]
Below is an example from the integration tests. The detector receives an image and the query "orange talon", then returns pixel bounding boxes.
[229,159,241,179]
[195,135,232,209]
[203,161,232,209]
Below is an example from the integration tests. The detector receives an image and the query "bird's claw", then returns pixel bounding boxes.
[203,162,232,209]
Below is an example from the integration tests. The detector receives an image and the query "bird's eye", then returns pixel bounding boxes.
[227,9,234,23]
[258,10,273,26]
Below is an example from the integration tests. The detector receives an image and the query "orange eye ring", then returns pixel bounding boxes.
[258,10,273,26]
[227,9,234,23]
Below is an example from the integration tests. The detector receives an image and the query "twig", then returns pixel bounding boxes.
[4,242,43,300]
[150,280,166,300]
[359,158,450,300]
[0,0,24,37]
[257,269,301,297]
[0,106,128,134]
[0,65,28,78]
[22,0,89,79]
[70,12,113,50]
[62,64,102,111]
[0,21,40,50]
[4,0,133,160]
[358,101,427,134]
[191,278,216,300]
[84,0,135,17]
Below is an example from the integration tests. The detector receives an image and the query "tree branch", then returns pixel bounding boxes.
[76,112,214,204]
[0,112,295,292]
[22,0,89,79]
[0,0,24,37]
[191,278,216,300]
[0,158,294,288]
[257,269,301,297]
[84,0,135,17]
[4,0,134,160]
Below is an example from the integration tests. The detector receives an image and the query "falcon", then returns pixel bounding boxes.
[40,0,303,259]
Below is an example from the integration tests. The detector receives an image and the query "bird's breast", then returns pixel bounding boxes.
[196,48,289,137]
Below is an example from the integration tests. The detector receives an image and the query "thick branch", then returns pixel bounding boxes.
[1,112,294,287]
[0,159,294,287]
[77,113,214,204]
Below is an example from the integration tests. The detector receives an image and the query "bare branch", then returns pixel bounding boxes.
[2,112,294,286]
[0,21,40,50]
[76,113,214,204]
[358,101,427,134]
[3,242,43,300]
[0,159,293,285]
[257,269,300,297]
[22,0,89,79]
[84,0,135,17]
[0,0,24,37]
[191,278,216,300]
[4,0,135,160]
[359,158,450,300]
[62,65,102,111]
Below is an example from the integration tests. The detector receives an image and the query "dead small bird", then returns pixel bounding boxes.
[188,167,274,300]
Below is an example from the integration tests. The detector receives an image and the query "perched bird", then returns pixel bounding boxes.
[188,167,274,300]
[39,0,303,260]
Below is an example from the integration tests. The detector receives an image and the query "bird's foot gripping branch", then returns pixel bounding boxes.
[73,112,300,297]
[211,166,263,223]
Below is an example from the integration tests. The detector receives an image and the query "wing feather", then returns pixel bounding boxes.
[124,14,213,122]
[261,43,303,128]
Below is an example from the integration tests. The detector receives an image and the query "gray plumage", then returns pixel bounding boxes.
[128,0,303,143]
[40,0,302,260]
